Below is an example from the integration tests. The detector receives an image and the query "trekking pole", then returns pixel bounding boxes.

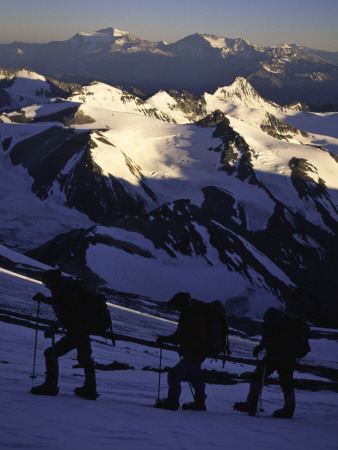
[52,333,56,362]
[157,346,163,401]
[30,300,40,380]
[256,358,266,417]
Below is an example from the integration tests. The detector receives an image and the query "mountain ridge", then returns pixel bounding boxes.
[1,27,337,105]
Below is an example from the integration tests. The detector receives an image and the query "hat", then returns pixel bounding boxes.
[263,307,285,330]
[41,268,62,286]
[167,292,191,308]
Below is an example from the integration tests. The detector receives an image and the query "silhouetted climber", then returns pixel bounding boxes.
[31,269,98,400]
[155,292,208,411]
[234,307,298,418]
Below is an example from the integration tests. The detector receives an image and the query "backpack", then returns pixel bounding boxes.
[79,289,115,345]
[204,300,231,366]
[285,314,311,359]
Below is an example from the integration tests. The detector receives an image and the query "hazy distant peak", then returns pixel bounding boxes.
[67,28,138,54]
[162,32,262,59]
[279,43,293,49]
[77,28,130,38]
[199,34,258,48]
[69,28,132,47]
[96,27,130,37]
[201,34,229,49]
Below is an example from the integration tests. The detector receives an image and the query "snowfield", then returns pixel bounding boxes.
[1,266,338,450]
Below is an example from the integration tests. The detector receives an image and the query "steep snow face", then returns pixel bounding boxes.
[69,83,173,122]
[147,78,289,129]
[203,35,228,49]
[86,113,276,220]
[147,79,314,144]
[68,28,131,51]
[229,115,338,214]
[147,90,208,124]
[79,28,130,38]
[147,91,193,124]
[1,70,52,111]
[66,27,166,56]
[69,83,141,111]
[0,129,93,250]
[163,33,262,59]
[147,79,336,155]
[161,33,234,58]
[85,224,287,316]
[212,77,281,113]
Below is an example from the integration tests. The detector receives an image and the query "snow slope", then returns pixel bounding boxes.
[3,70,53,108]
[68,82,173,122]
[0,135,93,250]
[70,103,338,231]
[85,228,282,315]
[1,266,337,450]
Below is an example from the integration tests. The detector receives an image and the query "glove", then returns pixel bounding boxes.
[44,324,58,338]
[33,292,46,303]
[253,345,262,358]
[156,336,166,345]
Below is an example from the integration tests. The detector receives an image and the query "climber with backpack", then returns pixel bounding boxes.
[155,292,229,412]
[30,268,111,400]
[233,306,310,418]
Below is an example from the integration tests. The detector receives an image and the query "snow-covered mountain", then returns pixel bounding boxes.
[0,69,79,112]
[1,70,338,326]
[158,33,262,59]
[67,27,169,56]
[0,28,337,105]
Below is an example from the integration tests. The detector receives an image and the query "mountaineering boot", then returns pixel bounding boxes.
[233,401,249,412]
[233,401,258,416]
[74,366,99,400]
[154,398,180,411]
[75,365,99,400]
[31,382,59,396]
[74,385,99,400]
[31,368,59,396]
[234,380,260,415]
[182,391,207,411]
[233,393,258,416]
[272,406,294,418]
[233,401,254,414]
[182,402,206,411]
[273,392,295,418]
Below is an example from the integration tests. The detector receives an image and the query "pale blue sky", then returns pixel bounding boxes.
[0,0,337,51]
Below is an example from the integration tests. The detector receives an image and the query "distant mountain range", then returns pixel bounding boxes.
[0,27,338,106]
[0,69,338,327]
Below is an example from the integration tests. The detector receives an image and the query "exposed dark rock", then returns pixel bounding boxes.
[95,361,135,371]
[261,113,308,139]
[1,137,12,151]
